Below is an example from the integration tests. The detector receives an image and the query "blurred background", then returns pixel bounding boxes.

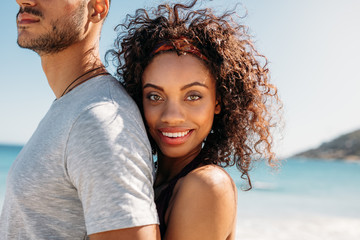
[1,0,360,239]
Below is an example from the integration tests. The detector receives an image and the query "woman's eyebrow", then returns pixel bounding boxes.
[143,82,208,91]
[143,83,163,91]
[181,82,208,90]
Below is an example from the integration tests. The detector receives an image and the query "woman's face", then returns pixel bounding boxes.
[142,52,220,160]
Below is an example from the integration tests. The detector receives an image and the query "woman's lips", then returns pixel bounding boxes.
[157,128,193,145]
[161,130,190,138]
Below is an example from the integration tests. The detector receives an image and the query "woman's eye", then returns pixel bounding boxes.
[148,94,163,102]
[186,95,201,101]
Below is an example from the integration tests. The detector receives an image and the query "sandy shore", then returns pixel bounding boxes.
[236,215,360,240]
[1,196,359,240]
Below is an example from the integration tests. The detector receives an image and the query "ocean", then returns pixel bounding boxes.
[1,144,360,239]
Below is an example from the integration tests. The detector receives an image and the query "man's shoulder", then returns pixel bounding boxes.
[62,75,137,115]
[70,75,147,136]
[48,75,144,136]
[77,75,130,104]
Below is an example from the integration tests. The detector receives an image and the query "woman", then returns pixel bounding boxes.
[108,0,281,239]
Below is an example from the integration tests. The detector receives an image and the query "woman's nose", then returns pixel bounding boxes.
[160,100,185,124]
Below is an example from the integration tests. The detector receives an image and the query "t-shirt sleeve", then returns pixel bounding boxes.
[65,103,159,235]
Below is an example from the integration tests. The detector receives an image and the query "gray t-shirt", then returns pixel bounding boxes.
[0,75,158,239]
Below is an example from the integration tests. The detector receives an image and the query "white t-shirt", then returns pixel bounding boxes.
[0,75,158,239]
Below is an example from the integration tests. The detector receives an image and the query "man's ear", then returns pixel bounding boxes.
[214,97,221,114]
[89,0,109,23]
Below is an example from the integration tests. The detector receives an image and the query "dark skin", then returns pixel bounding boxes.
[142,53,236,239]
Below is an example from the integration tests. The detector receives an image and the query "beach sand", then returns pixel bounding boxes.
[236,215,360,240]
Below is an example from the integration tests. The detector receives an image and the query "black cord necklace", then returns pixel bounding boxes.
[60,66,110,97]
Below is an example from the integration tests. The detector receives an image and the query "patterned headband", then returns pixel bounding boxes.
[151,37,208,62]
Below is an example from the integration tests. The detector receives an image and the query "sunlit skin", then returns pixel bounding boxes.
[142,52,221,182]
[142,52,236,240]
[15,0,109,98]
[16,0,87,54]
[16,0,82,31]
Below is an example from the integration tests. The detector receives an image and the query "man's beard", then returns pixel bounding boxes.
[17,3,86,56]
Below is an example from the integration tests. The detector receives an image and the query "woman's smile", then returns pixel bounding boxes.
[157,128,194,145]
[142,52,220,160]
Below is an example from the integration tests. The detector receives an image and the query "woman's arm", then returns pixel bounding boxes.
[164,165,237,240]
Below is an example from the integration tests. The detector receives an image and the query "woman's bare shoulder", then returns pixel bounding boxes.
[182,164,236,194]
[173,164,237,214]
[165,164,237,240]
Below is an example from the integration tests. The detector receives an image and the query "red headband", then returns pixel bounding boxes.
[151,37,208,62]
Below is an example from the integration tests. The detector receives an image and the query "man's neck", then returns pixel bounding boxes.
[40,40,103,99]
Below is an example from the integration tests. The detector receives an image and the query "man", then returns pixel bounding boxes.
[0,0,159,239]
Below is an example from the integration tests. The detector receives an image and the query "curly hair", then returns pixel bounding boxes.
[107,0,282,189]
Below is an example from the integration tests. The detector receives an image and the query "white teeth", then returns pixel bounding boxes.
[162,131,190,138]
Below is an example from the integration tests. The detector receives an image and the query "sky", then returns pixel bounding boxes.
[1,0,360,158]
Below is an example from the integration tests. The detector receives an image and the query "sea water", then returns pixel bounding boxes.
[230,158,360,240]
[1,144,360,239]
[0,144,22,209]
[232,158,360,218]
